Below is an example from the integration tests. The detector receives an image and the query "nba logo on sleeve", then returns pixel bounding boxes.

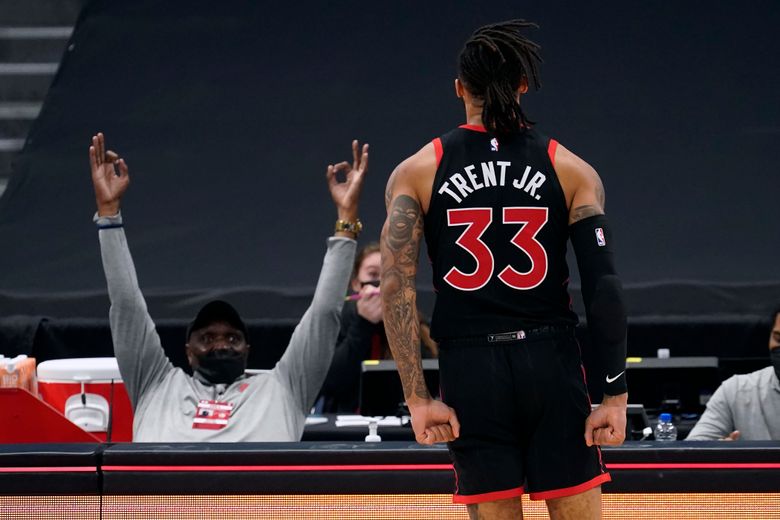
[490,138,499,152]
[595,228,606,247]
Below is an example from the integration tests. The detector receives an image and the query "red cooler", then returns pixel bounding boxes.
[37,357,134,442]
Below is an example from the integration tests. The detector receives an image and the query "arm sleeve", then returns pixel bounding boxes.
[96,213,173,410]
[274,237,356,414]
[685,380,736,440]
[319,302,377,402]
[570,214,628,396]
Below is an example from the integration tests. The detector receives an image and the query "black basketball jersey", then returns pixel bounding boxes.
[424,124,578,340]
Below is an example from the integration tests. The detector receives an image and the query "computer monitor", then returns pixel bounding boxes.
[625,356,720,414]
[359,360,440,417]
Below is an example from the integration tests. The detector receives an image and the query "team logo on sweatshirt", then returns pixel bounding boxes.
[490,138,499,152]
[192,400,234,430]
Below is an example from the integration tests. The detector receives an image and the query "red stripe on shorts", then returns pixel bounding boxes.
[453,486,524,504]
[529,472,611,500]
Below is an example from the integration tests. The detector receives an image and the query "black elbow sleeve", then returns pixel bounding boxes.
[570,215,628,396]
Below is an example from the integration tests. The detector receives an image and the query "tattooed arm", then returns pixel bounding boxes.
[381,149,460,445]
[382,191,427,398]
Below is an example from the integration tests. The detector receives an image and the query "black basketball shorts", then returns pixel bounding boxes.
[438,326,610,504]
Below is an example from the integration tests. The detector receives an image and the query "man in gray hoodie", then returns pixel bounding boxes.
[89,132,368,441]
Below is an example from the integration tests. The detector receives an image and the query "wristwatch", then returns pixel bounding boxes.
[334,218,363,237]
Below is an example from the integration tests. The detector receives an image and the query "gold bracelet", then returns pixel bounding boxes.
[334,218,363,237]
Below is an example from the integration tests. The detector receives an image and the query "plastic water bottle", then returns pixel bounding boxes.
[654,413,677,442]
[0,355,22,388]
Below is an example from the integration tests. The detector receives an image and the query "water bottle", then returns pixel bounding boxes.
[654,413,677,442]
[0,355,21,388]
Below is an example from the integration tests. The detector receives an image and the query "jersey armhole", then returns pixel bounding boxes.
[548,138,559,167]
[432,137,443,168]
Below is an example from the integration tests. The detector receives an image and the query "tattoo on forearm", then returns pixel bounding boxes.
[381,194,429,401]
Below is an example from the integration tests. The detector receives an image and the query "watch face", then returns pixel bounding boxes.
[335,220,361,235]
[336,220,361,233]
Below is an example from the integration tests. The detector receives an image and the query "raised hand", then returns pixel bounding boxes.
[89,132,129,216]
[326,140,369,222]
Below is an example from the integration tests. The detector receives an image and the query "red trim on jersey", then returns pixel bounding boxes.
[530,472,611,500]
[432,137,443,168]
[548,138,559,166]
[459,124,487,133]
[453,486,524,504]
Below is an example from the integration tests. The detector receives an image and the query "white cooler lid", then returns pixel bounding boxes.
[37,357,122,382]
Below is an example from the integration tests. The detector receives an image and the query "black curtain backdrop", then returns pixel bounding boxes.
[0,0,777,332]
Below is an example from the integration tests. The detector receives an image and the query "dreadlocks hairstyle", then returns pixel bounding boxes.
[458,19,543,139]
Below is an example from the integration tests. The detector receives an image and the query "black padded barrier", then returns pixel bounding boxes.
[2,442,780,496]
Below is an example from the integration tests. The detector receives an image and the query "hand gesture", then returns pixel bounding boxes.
[89,132,129,216]
[584,394,627,446]
[721,430,740,441]
[408,398,461,445]
[326,140,368,222]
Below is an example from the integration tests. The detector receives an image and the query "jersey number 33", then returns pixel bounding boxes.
[443,206,549,291]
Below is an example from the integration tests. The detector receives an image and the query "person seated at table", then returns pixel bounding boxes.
[318,242,438,413]
[89,132,368,441]
[687,306,780,441]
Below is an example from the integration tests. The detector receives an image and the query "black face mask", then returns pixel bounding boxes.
[771,348,780,383]
[194,349,246,385]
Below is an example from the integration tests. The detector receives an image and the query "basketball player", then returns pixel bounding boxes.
[381,20,628,519]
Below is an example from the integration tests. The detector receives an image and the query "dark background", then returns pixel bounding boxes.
[0,0,777,367]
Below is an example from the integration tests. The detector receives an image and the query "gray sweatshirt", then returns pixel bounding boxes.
[97,214,355,441]
[686,366,780,441]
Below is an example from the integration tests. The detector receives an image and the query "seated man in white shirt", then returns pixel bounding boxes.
[687,306,780,441]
